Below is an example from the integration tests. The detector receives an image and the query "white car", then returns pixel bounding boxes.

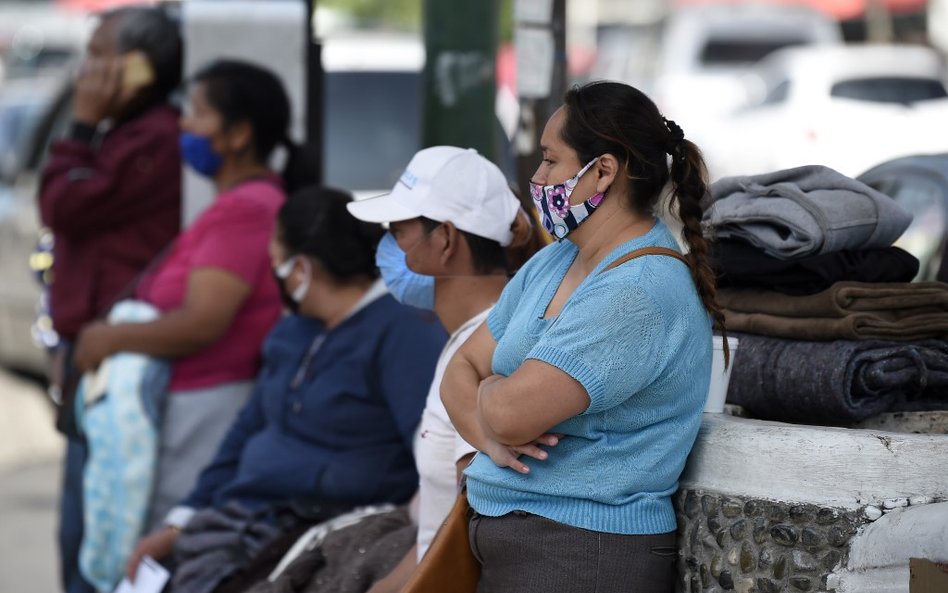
[707,44,948,179]
[650,4,840,129]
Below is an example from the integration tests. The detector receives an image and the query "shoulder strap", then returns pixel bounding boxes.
[601,247,689,274]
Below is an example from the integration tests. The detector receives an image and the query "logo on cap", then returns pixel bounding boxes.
[399,169,419,190]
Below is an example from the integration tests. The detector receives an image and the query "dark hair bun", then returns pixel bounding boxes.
[277,186,384,282]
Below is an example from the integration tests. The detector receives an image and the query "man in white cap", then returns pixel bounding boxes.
[347,146,547,592]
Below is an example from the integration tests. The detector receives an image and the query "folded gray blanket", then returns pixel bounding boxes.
[704,166,912,259]
[244,508,414,593]
[726,333,948,425]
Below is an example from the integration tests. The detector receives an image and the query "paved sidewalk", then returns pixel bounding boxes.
[0,370,63,592]
[0,370,62,471]
[0,461,61,592]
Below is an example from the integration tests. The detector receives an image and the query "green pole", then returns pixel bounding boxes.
[422,0,498,161]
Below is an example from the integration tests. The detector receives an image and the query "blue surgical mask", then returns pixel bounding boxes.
[376,233,435,310]
[180,131,223,178]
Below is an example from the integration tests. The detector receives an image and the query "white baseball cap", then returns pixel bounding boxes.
[346,146,521,246]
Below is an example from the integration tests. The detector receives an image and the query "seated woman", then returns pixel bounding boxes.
[442,81,726,593]
[74,60,313,529]
[127,187,446,593]
[206,148,543,593]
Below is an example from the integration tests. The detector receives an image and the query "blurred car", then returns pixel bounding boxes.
[708,44,948,179]
[858,153,948,281]
[321,33,424,199]
[0,4,88,82]
[321,33,517,198]
[652,4,841,124]
[0,75,70,374]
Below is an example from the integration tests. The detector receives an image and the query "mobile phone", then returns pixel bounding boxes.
[122,51,155,93]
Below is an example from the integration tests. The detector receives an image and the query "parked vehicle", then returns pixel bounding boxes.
[592,4,841,179]
[707,44,948,179]
[653,4,841,123]
[0,75,70,374]
[321,33,424,198]
[858,153,948,281]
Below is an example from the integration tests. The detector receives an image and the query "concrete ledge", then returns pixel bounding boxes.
[680,414,948,510]
[847,502,948,569]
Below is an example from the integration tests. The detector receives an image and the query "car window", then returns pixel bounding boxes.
[322,70,421,193]
[699,39,808,67]
[0,100,46,175]
[831,77,948,104]
[762,80,791,106]
[34,92,73,172]
[3,47,76,79]
[868,173,947,279]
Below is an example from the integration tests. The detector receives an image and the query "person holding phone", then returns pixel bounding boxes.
[36,7,183,593]
[73,58,316,536]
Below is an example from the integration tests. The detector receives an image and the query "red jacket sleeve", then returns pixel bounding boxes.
[38,116,181,240]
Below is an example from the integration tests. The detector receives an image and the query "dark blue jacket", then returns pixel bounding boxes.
[182,294,446,511]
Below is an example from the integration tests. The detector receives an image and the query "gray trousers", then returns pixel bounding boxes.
[148,381,254,529]
[470,511,677,593]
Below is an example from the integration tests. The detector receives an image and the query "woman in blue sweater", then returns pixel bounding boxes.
[442,81,728,592]
[127,186,446,590]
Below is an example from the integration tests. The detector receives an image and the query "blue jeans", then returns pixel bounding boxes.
[59,436,95,593]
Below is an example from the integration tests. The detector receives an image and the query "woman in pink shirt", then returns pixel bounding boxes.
[74,60,311,526]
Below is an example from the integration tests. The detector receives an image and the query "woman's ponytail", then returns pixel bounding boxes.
[668,136,730,368]
[280,138,318,195]
[560,82,729,366]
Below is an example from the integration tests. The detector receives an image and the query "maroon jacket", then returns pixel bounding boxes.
[38,103,182,340]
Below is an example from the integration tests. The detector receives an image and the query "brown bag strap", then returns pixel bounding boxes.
[601,246,689,274]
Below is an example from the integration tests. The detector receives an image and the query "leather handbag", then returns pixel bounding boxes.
[401,487,479,593]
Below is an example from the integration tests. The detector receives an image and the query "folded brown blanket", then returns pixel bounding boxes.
[720,282,948,341]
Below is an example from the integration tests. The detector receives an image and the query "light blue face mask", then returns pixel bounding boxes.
[376,232,435,310]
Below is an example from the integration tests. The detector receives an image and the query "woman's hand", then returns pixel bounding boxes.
[73,321,119,373]
[73,57,124,126]
[481,433,564,474]
[126,527,179,581]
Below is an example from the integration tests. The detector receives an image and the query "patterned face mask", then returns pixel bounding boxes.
[529,157,605,240]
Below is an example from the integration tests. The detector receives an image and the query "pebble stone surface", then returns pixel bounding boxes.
[674,490,865,593]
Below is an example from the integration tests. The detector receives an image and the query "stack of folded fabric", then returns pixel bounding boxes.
[703,165,948,426]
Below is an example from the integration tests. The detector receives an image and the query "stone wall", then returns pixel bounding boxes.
[675,415,948,593]
[674,490,864,593]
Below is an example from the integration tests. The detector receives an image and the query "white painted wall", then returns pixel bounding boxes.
[681,416,948,593]
[681,415,948,510]
[830,502,948,593]
[181,0,308,226]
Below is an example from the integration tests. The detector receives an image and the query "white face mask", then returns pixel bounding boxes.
[275,256,311,306]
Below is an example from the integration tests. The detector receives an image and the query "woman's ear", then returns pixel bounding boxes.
[595,154,621,193]
[225,120,254,156]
